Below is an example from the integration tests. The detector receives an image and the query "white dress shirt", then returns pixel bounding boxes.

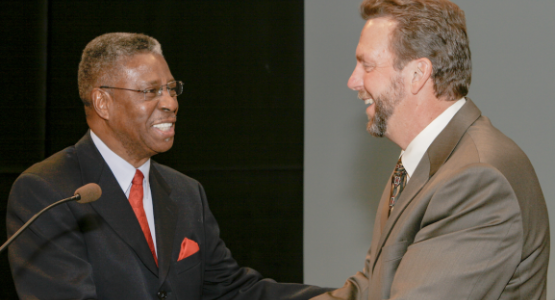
[401,98,466,183]
[90,130,157,255]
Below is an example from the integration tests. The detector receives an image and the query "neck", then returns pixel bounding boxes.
[88,119,150,168]
[386,96,457,150]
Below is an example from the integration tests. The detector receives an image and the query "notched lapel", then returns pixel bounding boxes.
[370,178,394,270]
[370,99,482,273]
[150,164,177,287]
[372,155,431,273]
[76,131,159,275]
[92,165,160,275]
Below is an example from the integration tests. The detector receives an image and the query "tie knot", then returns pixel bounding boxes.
[133,169,144,185]
[394,158,406,174]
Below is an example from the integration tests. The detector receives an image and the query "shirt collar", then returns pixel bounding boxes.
[90,130,150,193]
[401,98,466,179]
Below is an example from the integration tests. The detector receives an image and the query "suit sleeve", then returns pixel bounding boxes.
[313,164,524,300]
[196,183,331,300]
[7,173,97,300]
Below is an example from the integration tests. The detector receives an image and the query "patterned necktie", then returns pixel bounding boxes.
[129,170,158,266]
[389,157,408,214]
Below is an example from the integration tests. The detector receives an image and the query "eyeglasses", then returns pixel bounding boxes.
[100,80,183,101]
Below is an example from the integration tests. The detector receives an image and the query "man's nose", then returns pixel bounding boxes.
[347,65,362,91]
[158,90,179,113]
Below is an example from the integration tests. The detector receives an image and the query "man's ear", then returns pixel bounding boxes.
[409,58,433,95]
[91,88,111,120]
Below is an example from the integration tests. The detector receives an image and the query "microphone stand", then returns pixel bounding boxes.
[0,194,82,254]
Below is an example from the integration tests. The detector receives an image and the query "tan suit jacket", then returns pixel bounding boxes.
[312,99,549,300]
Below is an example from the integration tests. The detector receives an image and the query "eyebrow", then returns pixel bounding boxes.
[356,53,364,62]
[356,53,374,65]
[143,79,176,86]
[357,55,376,69]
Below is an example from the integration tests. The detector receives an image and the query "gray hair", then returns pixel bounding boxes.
[78,32,163,106]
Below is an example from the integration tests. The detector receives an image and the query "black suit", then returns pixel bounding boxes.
[7,132,328,300]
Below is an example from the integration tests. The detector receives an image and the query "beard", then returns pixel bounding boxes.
[365,73,405,137]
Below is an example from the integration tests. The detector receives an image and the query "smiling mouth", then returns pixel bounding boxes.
[358,91,374,106]
[152,123,173,131]
[364,98,374,105]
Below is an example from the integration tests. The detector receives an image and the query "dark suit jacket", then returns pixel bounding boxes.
[7,132,328,300]
[312,99,550,300]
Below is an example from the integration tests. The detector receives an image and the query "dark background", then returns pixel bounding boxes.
[0,0,305,298]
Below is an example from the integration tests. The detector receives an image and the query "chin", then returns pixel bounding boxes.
[159,143,174,154]
[151,140,174,155]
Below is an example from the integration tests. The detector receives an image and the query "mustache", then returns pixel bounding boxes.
[357,91,371,100]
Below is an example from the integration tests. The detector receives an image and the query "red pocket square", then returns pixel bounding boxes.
[178,237,199,261]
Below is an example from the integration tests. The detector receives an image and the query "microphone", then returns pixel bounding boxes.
[0,183,102,254]
[74,183,102,204]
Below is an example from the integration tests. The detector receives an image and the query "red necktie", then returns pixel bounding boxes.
[129,169,158,266]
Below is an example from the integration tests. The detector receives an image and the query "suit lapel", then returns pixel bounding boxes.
[75,132,159,275]
[150,164,177,287]
[370,177,394,268]
[371,156,430,272]
[370,99,482,273]
[427,99,481,177]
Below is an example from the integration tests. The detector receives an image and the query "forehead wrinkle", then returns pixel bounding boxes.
[116,53,174,89]
[120,64,155,87]
[357,42,386,69]
[356,43,377,64]
[358,20,397,68]
[124,64,152,76]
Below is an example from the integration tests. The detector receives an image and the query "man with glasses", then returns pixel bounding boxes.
[6,33,328,300]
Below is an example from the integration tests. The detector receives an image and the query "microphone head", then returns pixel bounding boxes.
[74,183,102,204]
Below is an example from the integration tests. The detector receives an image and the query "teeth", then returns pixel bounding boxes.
[364,99,374,105]
[153,123,172,130]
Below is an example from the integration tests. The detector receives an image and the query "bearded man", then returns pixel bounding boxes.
[312,0,549,299]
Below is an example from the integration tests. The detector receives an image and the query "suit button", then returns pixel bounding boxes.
[157,291,167,299]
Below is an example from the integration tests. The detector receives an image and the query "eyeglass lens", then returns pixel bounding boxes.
[145,81,183,100]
